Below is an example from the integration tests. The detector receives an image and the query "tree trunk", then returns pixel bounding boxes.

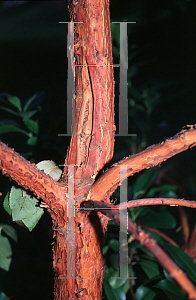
[53,0,115,299]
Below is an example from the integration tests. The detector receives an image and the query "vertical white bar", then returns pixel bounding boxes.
[67,22,75,136]
[119,23,128,136]
[112,21,136,137]
[67,165,75,279]
[119,165,129,278]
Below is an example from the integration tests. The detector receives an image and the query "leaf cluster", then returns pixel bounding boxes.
[103,167,196,300]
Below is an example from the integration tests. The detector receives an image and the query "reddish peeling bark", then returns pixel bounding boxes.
[1,0,196,299]
[65,0,115,186]
[52,0,115,299]
[0,141,67,209]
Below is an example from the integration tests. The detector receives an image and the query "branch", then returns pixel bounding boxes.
[82,197,196,247]
[116,198,196,210]
[81,200,196,300]
[89,125,196,202]
[0,141,66,208]
[137,223,179,247]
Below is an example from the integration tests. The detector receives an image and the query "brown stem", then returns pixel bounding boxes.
[80,198,196,213]
[82,200,196,299]
[116,198,196,210]
[178,207,190,245]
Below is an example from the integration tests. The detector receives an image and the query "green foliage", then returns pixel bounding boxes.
[135,284,156,300]
[0,224,17,271]
[163,243,196,283]
[132,168,156,199]
[0,92,40,153]
[102,21,196,299]
[0,159,62,297]
[136,211,176,229]
[9,185,44,232]
[0,91,66,164]
[2,160,62,232]
[103,164,195,299]
[103,273,126,300]
[154,279,187,300]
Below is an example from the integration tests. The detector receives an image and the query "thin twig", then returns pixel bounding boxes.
[116,198,196,210]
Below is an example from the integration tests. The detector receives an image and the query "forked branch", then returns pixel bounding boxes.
[89,125,196,202]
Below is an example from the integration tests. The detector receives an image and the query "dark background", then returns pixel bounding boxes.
[0,1,196,299]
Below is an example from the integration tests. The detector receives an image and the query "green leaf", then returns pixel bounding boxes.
[123,265,136,293]
[7,160,62,232]
[154,279,187,300]
[146,184,177,198]
[133,168,156,199]
[103,245,109,255]
[20,209,43,232]
[15,220,27,228]
[23,118,39,135]
[7,95,22,111]
[0,229,12,271]
[110,253,119,271]
[19,110,38,119]
[109,239,119,252]
[9,184,23,204]
[130,206,151,222]
[9,186,44,232]
[103,273,126,300]
[163,243,196,283]
[129,240,152,255]
[23,93,38,112]
[0,106,20,117]
[108,268,127,289]
[107,219,119,227]
[135,285,156,300]
[162,190,178,198]
[138,259,160,278]
[0,123,29,136]
[3,192,12,216]
[1,224,18,243]
[137,211,176,229]
[122,278,131,294]
[27,136,37,146]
